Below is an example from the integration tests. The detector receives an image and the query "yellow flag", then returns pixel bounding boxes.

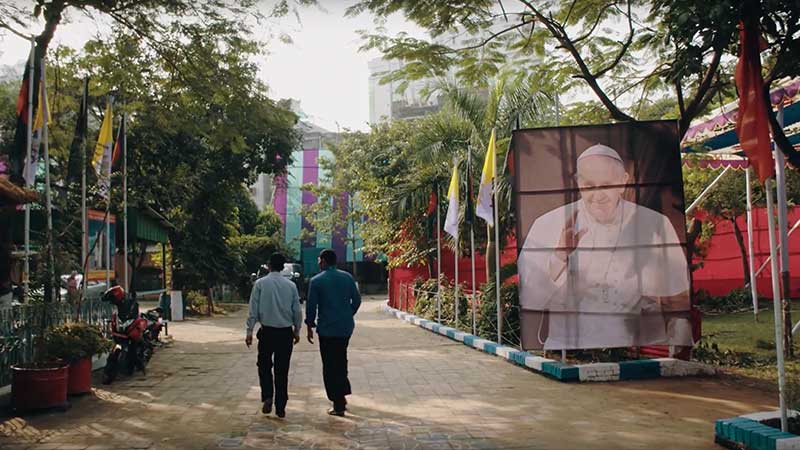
[476,128,496,226]
[93,101,114,198]
[444,161,460,238]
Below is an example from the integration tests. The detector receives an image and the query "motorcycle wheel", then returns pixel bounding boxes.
[103,349,121,384]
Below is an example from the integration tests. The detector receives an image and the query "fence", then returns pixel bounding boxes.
[0,294,113,388]
[396,281,522,349]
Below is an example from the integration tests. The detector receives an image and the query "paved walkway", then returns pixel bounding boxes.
[0,296,779,450]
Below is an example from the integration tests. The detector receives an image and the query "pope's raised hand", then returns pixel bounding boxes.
[555,210,587,262]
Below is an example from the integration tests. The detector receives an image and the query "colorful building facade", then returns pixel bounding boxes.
[272,120,364,275]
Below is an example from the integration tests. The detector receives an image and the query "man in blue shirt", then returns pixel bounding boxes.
[305,249,361,416]
[246,253,302,418]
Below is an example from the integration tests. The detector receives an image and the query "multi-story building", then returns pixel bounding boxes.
[368,20,512,125]
[252,101,366,276]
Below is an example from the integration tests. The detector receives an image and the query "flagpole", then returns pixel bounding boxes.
[766,178,788,431]
[23,38,34,301]
[41,58,55,302]
[436,182,442,324]
[123,111,128,293]
[468,147,477,336]
[494,177,502,345]
[745,166,758,320]
[80,77,88,301]
[105,97,111,290]
[455,227,459,328]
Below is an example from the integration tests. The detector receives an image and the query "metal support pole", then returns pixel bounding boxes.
[436,183,442,324]
[775,103,791,355]
[494,178,502,345]
[41,58,54,302]
[746,167,759,319]
[455,233,459,327]
[80,77,88,302]
[123,112,128,292]
[686,165,732,214]
[105,101,111,290]
[23,39,33,301]
[766,179,788,432]
[468,147,477,336]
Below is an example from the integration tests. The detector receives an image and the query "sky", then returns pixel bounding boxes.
[0,2,425,132]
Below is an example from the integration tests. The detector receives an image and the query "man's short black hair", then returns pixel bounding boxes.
[319,249,337,266]
[269,253,287,271]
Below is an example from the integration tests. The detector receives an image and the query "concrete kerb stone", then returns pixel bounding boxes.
[382,302,717,384]
[715,411,800,450]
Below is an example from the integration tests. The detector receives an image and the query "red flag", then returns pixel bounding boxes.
[111,117,124,173]
[426,188,437,216]
[734,18,774,183]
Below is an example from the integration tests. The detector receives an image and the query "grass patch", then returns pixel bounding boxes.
[700,304,800,383]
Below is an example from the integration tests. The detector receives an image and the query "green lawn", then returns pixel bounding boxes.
[701,306,800,381]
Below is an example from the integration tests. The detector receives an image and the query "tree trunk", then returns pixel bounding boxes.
[731,218,750,288]
[206,287,214,316]
[686,218,703,272]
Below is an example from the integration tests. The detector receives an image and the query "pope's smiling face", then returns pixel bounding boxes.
[576,155,629,224]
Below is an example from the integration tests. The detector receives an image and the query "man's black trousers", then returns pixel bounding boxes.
[319,335,352,411]
[256,326,294,409]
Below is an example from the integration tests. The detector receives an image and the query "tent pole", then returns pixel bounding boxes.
[766,178,789,432]
[745,167,758,319]
[686,165,732,214]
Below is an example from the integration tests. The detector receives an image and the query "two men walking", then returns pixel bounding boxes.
[245,249,361,417]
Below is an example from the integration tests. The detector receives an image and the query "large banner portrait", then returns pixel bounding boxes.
[513,121,692,350]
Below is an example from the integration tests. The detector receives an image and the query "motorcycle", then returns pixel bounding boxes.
[102,286,148,384]
[139,307,164,364]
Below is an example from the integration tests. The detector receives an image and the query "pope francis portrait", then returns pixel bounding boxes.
[518,143,693,350]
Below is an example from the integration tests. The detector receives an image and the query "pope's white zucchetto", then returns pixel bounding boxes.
[577,144,623,163]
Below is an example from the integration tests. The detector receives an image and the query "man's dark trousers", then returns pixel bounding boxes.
[319,335,351,411]
[257,326,294,410]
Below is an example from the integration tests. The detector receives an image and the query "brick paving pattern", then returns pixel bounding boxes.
[0,296,779,449]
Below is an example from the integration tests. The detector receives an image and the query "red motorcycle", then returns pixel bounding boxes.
[102,287,148,384]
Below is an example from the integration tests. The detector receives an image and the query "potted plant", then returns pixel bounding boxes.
[40,323,112,395]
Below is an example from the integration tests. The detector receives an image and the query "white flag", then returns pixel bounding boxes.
[444,161,460,239]
[476,128,496,226]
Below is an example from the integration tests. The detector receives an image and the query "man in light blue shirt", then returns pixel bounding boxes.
[245,253,302,418]
[305,249,361,416]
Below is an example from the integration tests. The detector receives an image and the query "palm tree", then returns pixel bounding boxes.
[434,71,547,281]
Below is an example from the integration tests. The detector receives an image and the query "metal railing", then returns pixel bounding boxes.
[0,294,113,388]
[397,282,521,349]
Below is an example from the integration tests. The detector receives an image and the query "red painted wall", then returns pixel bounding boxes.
[692,206,800,299]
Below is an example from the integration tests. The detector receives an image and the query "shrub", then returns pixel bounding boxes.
[696,288,753,314]
[40,322,112,363]
[185,290,210,315]
[411,276,470,330]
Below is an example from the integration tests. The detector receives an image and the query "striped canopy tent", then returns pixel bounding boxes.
[678,78,800,312]
[681,77,800,158]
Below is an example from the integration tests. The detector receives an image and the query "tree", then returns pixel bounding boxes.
[349,0,800,162]
[0,12,301,304]
[255,206,284,238]
[314,73,543,279]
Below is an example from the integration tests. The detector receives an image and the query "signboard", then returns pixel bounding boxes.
[86,209,116,282]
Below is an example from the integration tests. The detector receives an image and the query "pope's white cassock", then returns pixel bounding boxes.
[518,145,693,350]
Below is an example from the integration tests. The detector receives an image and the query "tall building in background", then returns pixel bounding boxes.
[368,58,444,124]
[267,101,365,275]
[368,19,512,125]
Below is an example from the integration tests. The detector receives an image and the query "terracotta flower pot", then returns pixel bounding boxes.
[67,357,93,395]
[11,363,69,412]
